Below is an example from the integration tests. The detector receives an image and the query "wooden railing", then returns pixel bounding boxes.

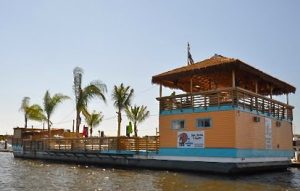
[14,136,160,154]
[158,87,293,121]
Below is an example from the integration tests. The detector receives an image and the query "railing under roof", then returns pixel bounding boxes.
[157,87,293,121]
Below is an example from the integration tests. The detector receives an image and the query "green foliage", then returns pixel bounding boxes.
[43,90,70,131]
[125,105,150,137]
[19,97,46,128]
[83,110,103,136]
[111,83,134,137]
[73,67,107,133]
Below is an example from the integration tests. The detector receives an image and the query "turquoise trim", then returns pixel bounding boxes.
[158,148,293,158]
[160,105,233,115]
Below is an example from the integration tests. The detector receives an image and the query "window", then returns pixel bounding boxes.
[172,120,185,130]
[196,118,212,128]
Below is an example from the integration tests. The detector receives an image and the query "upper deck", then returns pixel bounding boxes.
[157,87,293,121]
[152,54,295,121]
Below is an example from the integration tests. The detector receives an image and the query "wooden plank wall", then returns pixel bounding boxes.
[235,111,293,150]
[159,110,236,148]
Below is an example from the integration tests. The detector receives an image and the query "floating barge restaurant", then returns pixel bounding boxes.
[12,55,296,173]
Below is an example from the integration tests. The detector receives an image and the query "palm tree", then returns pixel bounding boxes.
[73,67,107,133]
[43,90,70,132]
[125,105,150,137]
[20,97,45,128]
[83,110,103,137]
[112,83,134,137]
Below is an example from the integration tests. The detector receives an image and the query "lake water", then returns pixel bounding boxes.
[1,152,300,191]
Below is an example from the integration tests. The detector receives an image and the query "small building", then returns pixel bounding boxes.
[152,54,295,166]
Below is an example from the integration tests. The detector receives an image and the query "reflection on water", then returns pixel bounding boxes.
[0,152,299,191]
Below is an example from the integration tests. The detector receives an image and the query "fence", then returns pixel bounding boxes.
[158,87,293,120]
[13,136,160,154]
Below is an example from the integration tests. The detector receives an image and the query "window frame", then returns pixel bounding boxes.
[196,118,212,128]
[171,119,185,130]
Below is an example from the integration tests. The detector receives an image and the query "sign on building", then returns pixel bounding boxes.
[177,131,205,148]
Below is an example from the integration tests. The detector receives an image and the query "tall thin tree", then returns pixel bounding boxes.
[112,83,134,137]
[73,67,107,133]
[43,90,70,133]
[125,105,150,137]
[83,110,103,137]
[20,97,45,128]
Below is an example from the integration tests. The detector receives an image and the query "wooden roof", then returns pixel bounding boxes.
[152,54,295,95]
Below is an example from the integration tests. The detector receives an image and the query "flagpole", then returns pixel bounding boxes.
[187,42,194,65]
[187,42,189,65]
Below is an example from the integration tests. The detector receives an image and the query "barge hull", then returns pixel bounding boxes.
[13,151,290,174]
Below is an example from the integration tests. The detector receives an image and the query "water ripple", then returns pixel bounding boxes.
[1,153,300,191]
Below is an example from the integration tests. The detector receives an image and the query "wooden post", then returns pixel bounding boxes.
[190,78,193,93]
[232,70,236,88]
[255,81,258,112]
[190,78,194,108]
[255,81,258,94]
[270,86,273,116]
[159,84,162,98]
[286,93,289,105]
[270,86,273,99]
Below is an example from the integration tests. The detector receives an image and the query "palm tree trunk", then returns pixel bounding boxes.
[47,117,50,138]
[117,109,121,137]
[24,115,27,128]
[76,111,81,133]
[90,125,93,137]
[134,122,138,137]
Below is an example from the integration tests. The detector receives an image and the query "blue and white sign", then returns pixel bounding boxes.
[265,117,272,149]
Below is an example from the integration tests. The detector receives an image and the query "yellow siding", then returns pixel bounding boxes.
[159,110,293,150]
[159,110,236,148]
[272,120,293,150]
[235,111,293,150]
[235,111,265,149]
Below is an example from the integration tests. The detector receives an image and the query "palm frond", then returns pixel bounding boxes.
[43,90,70,129]
[84,110,103,129]
[27,104,46,121]
[20,97,30,112]
[83,80,107,103]
[112,83,134,110]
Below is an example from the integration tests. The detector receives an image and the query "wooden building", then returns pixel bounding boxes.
[152,54,295,162]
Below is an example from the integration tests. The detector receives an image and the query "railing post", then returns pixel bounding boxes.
[191,94,194,111]
[146,136,149,154]
[136,138,139,154]
[92,138,94,150]
[156,136,159,154]
[262,99,265,114]
[243,93,245,110]
[180,97,183,111]
[117,137,120,151]
[204,95,207,110]
[255,97,258,113]
[99,138,101,151]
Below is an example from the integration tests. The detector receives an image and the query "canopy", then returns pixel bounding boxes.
[152,54,295,96]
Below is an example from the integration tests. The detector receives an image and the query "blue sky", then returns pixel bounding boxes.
[0,0,299,135]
